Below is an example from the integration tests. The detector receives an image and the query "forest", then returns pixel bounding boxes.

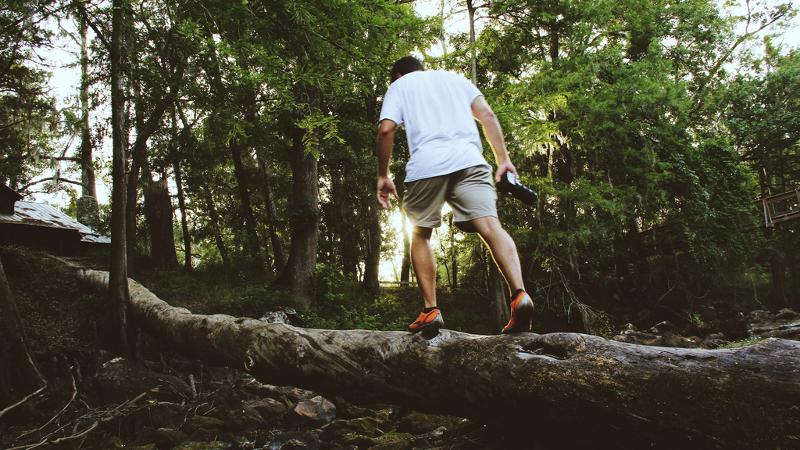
[1,0,800,448]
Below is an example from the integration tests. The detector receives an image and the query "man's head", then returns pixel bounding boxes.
[391,56,424,81]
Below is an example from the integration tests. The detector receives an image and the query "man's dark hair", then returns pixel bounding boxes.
[391,56,424,81]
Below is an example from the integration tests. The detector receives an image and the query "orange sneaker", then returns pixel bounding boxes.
[502,289,534,334]
[408,308,444,337]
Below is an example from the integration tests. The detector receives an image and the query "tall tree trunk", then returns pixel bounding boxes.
[488,254,509,333]
[144,176,178,268]
[174,160,192,271]
[279,125,320,309]
[400,210,411,287]
[466,0,477,84]
[109,0,133,357]
[125,81,145,271]
[257,155,286,272]
[362,201,381,294]
[0,255,46,408]
[76,11,98,228]
[230,138,263,269]
[201,183,230,268]
[786,241,800,309]
[770,248,788,308]
[331,168,358,278]
[448,214,458,289]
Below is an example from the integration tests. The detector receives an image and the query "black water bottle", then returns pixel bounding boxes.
[497,172,538,206]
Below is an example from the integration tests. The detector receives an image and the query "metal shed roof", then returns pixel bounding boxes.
[0,201,110,244]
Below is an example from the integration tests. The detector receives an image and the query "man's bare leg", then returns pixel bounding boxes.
[471,216,524,293]
[411,226,437,308]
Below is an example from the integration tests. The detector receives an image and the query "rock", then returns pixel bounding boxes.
[368,432,415,450]
[260,307,303,326]
[396,411,463,434]
[184,415,226,440]
[337,433,379,448]
[648,320,674,334]
[332,396,374,419]
[221,404,267,432]
[412,425,448,448]
[265,430,320,450]
[702,332,730,349]
[95,357,192,403]
[322,417,384,443]
[244,397,288,420]
[140,427,188,449]
[143,402,187,429]
[241,383,318,405]
[776,308,798,320]
[171,442,230,450]
[748,308,800,340]
[291,396,336,425]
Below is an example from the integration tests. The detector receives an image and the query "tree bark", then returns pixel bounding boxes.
[362,201,380,294]
[77,10,98,228]
[143,176,178,268]
[0,256,45,408]
[201,183,230,268]
[230,138,263,269]
[257,154,286,272]
[109,0,133,357]
[488,262,508,333]
[400,211,411,287]
[278,125,320,309]
[174,160,192,271]
[73,265,800,449]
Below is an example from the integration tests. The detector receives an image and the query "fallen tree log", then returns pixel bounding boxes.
[72,265,800,449]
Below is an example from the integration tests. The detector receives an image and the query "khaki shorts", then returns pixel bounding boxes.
[403,165,497,232]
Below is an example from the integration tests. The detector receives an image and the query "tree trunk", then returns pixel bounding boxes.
[257,155,286,272]
[201,183,230,268]
[144,176,178,268]
[362,201,380,294]
[0,256,45,408]
[400,211,411,287]
[230,138,264,269]
[466,0,477,84]
[77,11,98,228]
[109,0,133,357]
[488,254,508,333]
[448,214,457,289]
[770,248,788,308]
[331,168,358,279]
[72,265,800,449]
[174,160,192,271]
[278,125,320,309]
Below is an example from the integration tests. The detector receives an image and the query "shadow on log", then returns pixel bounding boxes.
[68,262,800,449]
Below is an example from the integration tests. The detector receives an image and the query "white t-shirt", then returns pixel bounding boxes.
[379,70,490,182]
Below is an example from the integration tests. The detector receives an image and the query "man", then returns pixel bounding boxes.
[375,56,533,336]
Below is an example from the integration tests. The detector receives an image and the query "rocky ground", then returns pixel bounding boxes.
[612,308,800,348]
[3,351,537,450]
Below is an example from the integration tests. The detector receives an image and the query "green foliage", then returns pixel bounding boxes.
[4,0,800,335]
[0,0,58,188]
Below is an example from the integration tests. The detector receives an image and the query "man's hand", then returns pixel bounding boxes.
[494,160,518,183]
[377,176,398,208]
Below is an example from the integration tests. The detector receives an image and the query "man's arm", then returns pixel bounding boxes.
[471,96,517,182]
[376,119,398,208]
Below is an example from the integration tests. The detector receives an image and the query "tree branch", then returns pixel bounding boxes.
[18,177,91,192]
[72,0,111,53]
